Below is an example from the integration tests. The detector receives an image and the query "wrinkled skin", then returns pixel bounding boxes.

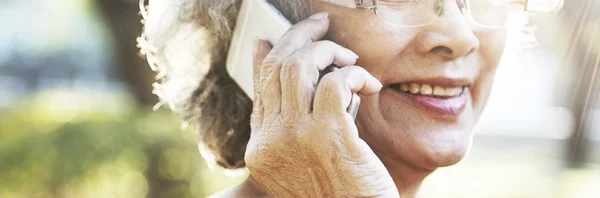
[239,0,507,197]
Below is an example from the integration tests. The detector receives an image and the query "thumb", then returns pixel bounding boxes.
[250,40,272,132]
[252,39,272,97]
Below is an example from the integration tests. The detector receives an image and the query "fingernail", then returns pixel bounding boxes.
[372,76,383,88]
[309,12,329,20]
[344,48,359,59]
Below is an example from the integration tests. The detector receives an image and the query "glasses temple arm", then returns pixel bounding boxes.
[356,0,377,10]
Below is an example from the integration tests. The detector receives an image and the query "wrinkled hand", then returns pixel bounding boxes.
[244,13,399,197]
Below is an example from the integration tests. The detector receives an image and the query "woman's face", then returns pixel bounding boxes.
[313,0,506,169]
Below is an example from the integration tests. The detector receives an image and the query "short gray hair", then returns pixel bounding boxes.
[138,0,310,169]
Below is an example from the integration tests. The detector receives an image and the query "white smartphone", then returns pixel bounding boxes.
[226,0,291,99]
[226,0,360,119]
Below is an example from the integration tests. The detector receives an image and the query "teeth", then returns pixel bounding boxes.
[392,83,464,97]
[444,87,463,97]
[400,84,409,92]
[409,83,420,94]
[420,84,433,95]
[433,86,445,96]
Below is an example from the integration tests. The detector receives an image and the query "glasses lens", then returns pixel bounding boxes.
[375,0,443,27]
[467,0,525,27]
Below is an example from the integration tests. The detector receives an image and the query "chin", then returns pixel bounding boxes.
[357,84,480,170]
[384,124,475,170]
[358,105,476,170]
[359,119,476,171]
[417,130,474,169]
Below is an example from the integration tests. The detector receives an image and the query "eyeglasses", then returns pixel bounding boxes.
[355,0,560,28]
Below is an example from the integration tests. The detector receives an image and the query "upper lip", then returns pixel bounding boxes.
[390,77,472,88]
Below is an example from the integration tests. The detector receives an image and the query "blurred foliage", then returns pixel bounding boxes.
[0,91,245,198]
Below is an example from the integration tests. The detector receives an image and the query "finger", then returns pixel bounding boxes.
[265,12,330,68]
[259,12,330,115]
[312,66,382,117]
[250,94,264,131]
[253,40,272,98]
[251,40,272,130]
[280,41,359,116]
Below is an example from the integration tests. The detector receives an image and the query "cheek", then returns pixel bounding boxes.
[327,20,417,78]
[472,65,498,117]
[471,31,506,115]
[477,30,506,67]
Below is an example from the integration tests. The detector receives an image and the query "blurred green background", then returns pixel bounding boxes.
[1,0,599,197]
[0,92,245,198]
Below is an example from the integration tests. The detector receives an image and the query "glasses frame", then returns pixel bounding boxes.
[355,0,531,28]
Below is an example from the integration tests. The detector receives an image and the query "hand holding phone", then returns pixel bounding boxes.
[240,2,397,196]
[226,0,361,119]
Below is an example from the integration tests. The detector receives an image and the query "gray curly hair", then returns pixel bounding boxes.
[138,0,311,169]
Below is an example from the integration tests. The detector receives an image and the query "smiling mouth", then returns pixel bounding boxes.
[389,83,466,98]
[386,82,470,117]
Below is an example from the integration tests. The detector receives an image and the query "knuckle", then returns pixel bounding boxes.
[311,41,338,64]
[341,65,367,74]
[312,40,336,49]
[261,56,278,68]
[284,23,316,44]
[281,55,302,69]
[341,66,370,80]
[322,70,343,81]
[289,19,312,32]
[284,26,307,41]
[260,56,280,83]
[280,56,304,79]
[319,73,344,93]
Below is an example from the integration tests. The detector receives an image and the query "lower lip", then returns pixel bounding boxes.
[386,87,468,117]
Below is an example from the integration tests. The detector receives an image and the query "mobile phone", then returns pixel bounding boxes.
[226,0,291,99]
[226,0,360,120]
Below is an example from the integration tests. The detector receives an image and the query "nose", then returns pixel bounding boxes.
[416,1,480,60]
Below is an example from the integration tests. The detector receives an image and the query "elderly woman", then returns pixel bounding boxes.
[140,0,537,197]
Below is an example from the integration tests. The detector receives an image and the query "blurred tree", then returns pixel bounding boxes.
[94,0,157,106]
